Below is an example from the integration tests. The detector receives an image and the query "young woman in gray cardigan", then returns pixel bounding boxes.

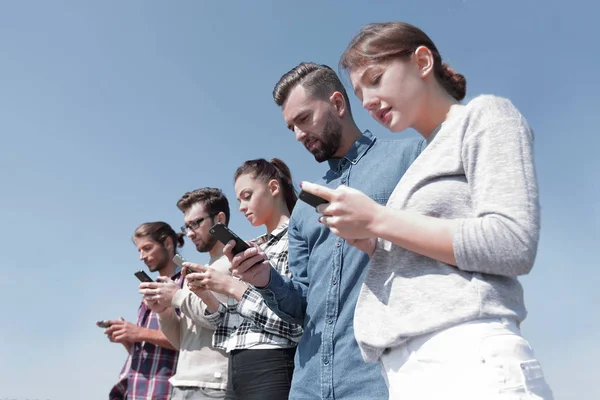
[301,22,554,400]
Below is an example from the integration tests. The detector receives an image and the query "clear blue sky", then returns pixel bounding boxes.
[0,1,596,399]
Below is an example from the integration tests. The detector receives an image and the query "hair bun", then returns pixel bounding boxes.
[441,62,467,101]
[176,232,186,247]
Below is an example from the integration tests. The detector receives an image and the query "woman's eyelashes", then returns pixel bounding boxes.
[371,74,382,85]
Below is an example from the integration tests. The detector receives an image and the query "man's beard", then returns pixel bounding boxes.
[195,235,218,253]
[150,247,171,272]
[309,113,342,163]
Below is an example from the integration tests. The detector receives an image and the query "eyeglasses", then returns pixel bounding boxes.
[181,215,213,234]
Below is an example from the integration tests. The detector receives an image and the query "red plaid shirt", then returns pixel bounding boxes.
[110,274,181,400]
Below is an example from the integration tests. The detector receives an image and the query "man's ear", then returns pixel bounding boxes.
[163,236,174,252]
[329,91,348,118]
[215,211,227,225]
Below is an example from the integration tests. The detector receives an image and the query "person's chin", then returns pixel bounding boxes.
[387,118,408,133]
[311,150,328,163]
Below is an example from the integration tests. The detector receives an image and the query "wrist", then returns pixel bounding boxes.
[157,308,172,318]
[369,203,387,238]
[133,326,147,342]
[228,279,249,301]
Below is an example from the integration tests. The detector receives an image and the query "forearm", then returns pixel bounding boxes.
[255,268,307,326]
[237,288,303,341]
[223,279,249,302]
[157,308,181,348]
[198,291,224,314]
[371,205,457,266]
[137,325,177,350]
[173,288,219,330]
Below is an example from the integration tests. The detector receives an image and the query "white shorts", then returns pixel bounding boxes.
[380,318,553,400]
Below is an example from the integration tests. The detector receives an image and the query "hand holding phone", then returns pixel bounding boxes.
[173,254,194,275]
[96,320,111,328]
[134,270,154,282]
[209,223,250,255]
[299,189,329,208]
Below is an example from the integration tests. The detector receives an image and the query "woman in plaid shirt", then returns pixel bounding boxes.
[186,158,302,400]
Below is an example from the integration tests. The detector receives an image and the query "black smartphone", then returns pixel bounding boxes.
[134,270,154,282]
[173,254,193,274]
[209,223,250,255]
[299,189,329,208]
[96,320,111,329]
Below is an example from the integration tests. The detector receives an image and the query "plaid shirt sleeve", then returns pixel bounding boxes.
[207,223,304,351]
[204,302,227,326]
[236,286,304,341]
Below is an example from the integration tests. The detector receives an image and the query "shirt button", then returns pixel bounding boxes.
[336,241,342,247]
[327,318,333,324]
[332,278,338,285]
[323,358,329,365]
[341,179,347,184]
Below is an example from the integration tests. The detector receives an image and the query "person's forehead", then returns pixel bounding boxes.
[349,65,373,95]
[134,236,156,249]
[235,174,255,192]
[184,203,207,222]
[283,85,317,118]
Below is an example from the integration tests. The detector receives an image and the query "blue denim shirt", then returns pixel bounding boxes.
[257,131,425,399]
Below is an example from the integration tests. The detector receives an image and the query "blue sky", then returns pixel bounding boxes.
[0,1,596,399]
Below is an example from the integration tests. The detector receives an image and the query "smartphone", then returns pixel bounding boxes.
[134,270,154,282]
[96,320,111,329]
[299,189,329,208]
[173,254,193,274]
[209,223,250,255]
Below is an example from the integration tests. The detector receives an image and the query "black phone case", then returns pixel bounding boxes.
[299,189,329,208]
[134,270,154,282]
[209,223,250,255]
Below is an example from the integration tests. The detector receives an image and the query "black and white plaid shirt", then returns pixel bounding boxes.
[205,221,303,352]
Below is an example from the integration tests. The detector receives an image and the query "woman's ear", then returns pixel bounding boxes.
[414,45,434,79]
[268,179,281,197]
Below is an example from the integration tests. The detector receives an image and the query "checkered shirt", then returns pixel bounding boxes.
[109,272,181,400]
[205,221,303,352]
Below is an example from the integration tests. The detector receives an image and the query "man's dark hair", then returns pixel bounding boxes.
[272,62,352,114]
[176,188,230,226]
[133,221,184,252]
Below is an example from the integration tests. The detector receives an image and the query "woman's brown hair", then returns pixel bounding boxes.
[340,22,466,101]
[234,158,297,213]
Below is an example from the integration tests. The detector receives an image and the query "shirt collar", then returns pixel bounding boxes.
[327,130,376,173]
[254,220,289,245]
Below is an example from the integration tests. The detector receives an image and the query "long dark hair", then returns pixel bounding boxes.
[234,158,297,213]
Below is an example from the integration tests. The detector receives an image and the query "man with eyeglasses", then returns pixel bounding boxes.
[139,188,231,399]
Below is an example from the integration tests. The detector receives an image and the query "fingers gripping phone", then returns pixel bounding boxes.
[173,254,193,274]
[96,320,111,328]
[209,223,250,255]
[298,189,329,208]
[134,270,154,282]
